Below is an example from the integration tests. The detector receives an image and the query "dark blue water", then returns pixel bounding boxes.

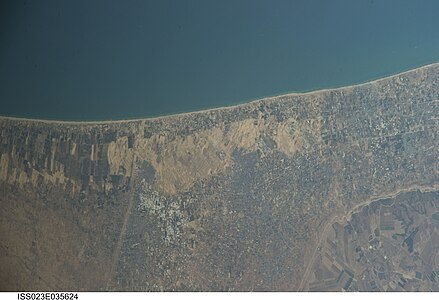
[1,0,439,121]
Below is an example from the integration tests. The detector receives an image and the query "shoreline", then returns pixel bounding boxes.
[1,61,438,125]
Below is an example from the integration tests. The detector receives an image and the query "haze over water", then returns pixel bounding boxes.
[1,0,439,121]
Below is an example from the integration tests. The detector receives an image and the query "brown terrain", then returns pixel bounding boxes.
[0,64,438,291]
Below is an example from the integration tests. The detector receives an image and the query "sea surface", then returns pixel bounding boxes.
[1,0,439,121]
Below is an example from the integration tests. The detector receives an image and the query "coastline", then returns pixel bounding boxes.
[1,61,438,125]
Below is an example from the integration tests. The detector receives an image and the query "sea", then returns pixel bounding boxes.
[1,0,439,121]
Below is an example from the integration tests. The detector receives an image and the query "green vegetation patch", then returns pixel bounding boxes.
[380,198,394,206]
[344,277,353,290]
[344,269,354,278]
[381,226,395,231]
[336,270,344,284]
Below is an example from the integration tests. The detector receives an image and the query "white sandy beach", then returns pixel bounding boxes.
[1,62,438,125]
